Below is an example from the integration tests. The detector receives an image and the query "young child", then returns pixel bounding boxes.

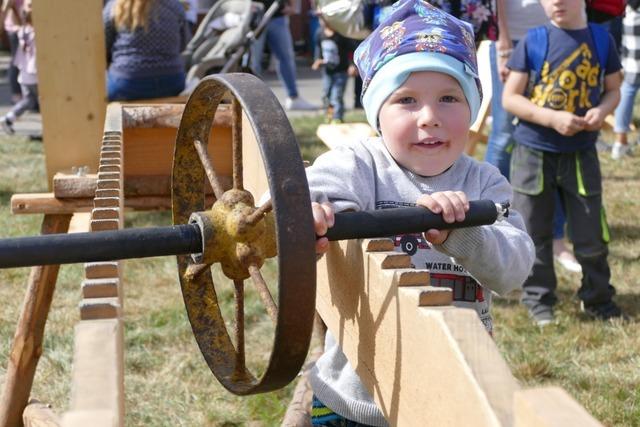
[502,0,624,325]
[1,0,36,135]
[312,16,356,123]
[307,1,535,425]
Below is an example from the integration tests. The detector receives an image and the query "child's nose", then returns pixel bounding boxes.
[417,104,441,127]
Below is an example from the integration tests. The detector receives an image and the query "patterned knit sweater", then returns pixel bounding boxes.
[103,0,190,78]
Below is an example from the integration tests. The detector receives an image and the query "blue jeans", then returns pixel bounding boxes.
[613,79,640,133]
[251,15,298,98]
[107,72,185,101]
[485,41,517,178]
[322,71,348,120]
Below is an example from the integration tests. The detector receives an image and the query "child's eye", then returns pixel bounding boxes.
[440,95,460,103]
[397,96,416,104]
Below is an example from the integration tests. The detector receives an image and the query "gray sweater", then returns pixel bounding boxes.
[306,137,535,426]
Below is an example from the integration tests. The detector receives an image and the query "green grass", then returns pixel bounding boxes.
[0,112,638,426]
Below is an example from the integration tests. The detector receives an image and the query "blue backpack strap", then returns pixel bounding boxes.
[525,26,548,96]
[588,22,610,81]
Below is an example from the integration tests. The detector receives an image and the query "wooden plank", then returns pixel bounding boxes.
[32,0,106,186]
[68,213,92,234]
[79,298,120,320]
[122,126,232,177]
[11,193,216,215]
[392,269,430,287]
[53,173,97,199]
[0,215,72,427]
[514,387,602,427]
[363,238,394,252]
[82,278,119,299]
[91,219,119,232]
[61,410,116,427]
[316,123,376,149]
[91,208,119,220]
[316,239,520,426]
[66,319,123,427]
[23,400,61,427]
[121,103,231,129]
[85,262,119,280]
[242,111,269,200]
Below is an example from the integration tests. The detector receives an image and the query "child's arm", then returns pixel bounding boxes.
[583,71,622,131]
[502,70,586,136]
[429,174,535,296]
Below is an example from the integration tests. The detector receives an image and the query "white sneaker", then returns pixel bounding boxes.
[285,97,319,111]
[611,141,630,160]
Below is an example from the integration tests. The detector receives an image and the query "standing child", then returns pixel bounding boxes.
[502,0,625,325]
[312,16,356,123]
[1,0,36,135]
[308,1,535,425]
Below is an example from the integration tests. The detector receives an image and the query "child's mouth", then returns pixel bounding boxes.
[415,140,445,149]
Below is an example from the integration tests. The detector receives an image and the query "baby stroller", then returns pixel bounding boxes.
[182,0,258,86]
[182,0,286,93]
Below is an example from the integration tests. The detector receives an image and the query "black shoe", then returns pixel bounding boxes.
[527,303,555,327]
[581,300,627,321]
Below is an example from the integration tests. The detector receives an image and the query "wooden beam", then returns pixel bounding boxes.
[316,239,520,426]
[22,400,61,427]
[65,320,124,427]
[32,0,107,186]
[514,387,602,427]
[0,215,72,427]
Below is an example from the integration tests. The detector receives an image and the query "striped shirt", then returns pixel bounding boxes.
[622,6,640,85]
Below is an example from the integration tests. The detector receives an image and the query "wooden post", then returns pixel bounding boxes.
[32,0,107,187]
[0,214,73,427]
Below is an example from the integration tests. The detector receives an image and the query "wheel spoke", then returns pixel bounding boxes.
[234,280,246,371]
[193,139,225,200]
[184,262,210,280]
[232,97,243,190]
[245,199,273,227]
[248,264,277,323]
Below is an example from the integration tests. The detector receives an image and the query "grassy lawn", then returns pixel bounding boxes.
[0,110,638,426]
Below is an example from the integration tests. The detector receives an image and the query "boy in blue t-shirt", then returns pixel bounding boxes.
[503,0,625,325]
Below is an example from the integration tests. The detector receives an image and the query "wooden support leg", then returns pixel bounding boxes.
[0,214,72,427]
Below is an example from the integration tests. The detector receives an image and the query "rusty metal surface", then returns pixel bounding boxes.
[172,73,316,395]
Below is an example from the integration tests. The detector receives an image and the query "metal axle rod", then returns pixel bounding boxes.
[0,200,507,269]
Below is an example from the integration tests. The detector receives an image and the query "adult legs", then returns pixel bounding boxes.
[485,42,515,178]
[612,79,640,158]
[265,16,298,98]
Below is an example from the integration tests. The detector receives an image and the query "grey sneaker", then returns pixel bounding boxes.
[527,303,555,327]
[1,116,14,135]
[581,300,627,321]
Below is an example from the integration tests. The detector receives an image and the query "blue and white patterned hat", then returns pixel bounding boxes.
[355,0,482,128]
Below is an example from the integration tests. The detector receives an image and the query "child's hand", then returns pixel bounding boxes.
[583,107,607,131]
[348,65,358,77]
[416,192,469,245]
[311,59,323,70]
[312,202,335,254]
[550,111,586,136]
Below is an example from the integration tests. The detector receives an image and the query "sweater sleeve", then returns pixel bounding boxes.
[433,170,535,296]
[305,142,376,212]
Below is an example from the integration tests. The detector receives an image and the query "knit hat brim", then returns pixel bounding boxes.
[362,52,481,130]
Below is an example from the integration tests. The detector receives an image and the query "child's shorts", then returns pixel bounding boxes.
[311,396,376,427]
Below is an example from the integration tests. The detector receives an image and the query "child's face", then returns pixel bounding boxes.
[378,71,470,176]
[540,0,586,29]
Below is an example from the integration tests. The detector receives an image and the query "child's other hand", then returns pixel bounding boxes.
[313,202,335,254]
[348,65,358,77]
[583,107,607,131]
[311,59,323,70]
[416,191,469,245]
[551,111,586,136]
